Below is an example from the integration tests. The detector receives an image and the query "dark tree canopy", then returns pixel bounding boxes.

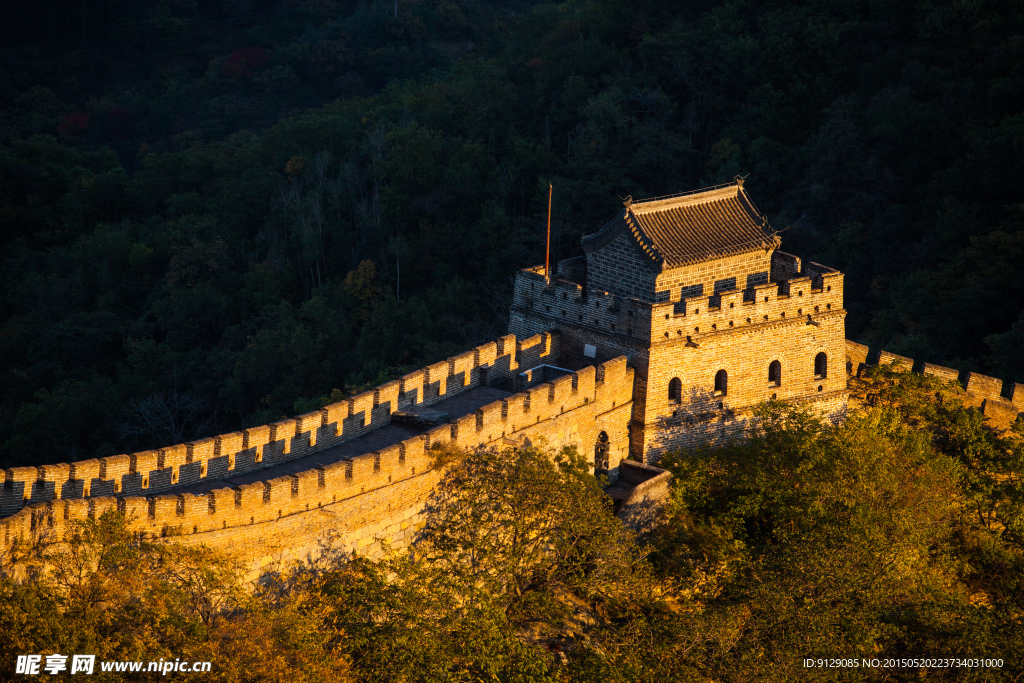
[1,0,1023,475]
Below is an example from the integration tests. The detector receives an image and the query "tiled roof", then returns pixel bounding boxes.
[581,182,780,270]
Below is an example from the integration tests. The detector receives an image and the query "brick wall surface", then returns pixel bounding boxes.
[878,350,913,371]
[771,251,801,281]
[642,309,848,461]
[846,340,869,374]
[966,372,1004,400]
[586,233,659,300]
[655,250,774,302]
[922,363,960,383]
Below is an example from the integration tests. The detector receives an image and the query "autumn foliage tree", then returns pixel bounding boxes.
[0,511,350,683]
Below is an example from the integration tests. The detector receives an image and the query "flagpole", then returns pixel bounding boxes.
[545,182,552,283]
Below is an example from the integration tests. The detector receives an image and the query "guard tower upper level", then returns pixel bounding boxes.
[510,180,847,462]
[581,180,781,303]
[510,179,845,379]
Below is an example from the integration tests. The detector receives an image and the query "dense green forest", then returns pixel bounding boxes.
[2,0,1023,467]
[4,370,1022,680]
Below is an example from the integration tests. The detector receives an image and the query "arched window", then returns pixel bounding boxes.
[768,360,782,387]
[668,377,682,404]
[594,432,610,471]
[814,352,828,378]
[714,369,728,396]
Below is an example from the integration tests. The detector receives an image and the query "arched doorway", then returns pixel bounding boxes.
[594,431,610,472]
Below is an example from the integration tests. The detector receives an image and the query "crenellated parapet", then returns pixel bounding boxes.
[0,333,557,521]
[649,267,842,344]
[846,340,1024,424]
[510,264,843,354]
[511,266,654,344]
[1,350,634,573]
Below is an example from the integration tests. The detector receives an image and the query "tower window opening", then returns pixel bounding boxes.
[668,377,682,404]
[814,352,828,378]
[714,370,728,397]
[769,360,782,387]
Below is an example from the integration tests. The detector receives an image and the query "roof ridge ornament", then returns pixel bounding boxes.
[734,174,747,189]
[622,195,633,208]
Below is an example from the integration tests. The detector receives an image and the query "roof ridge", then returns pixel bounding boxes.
[630,183,740,213]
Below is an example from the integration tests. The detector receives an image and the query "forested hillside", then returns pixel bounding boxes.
[2,0,1023,467]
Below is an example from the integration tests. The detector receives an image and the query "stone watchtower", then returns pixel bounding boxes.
[509,180,847,463]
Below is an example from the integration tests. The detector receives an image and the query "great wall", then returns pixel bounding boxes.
[846,342,1024,429]
[0,333,638,577]
[4,180,1021,578]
